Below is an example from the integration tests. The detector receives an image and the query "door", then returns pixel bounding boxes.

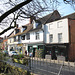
[33,48,36,57]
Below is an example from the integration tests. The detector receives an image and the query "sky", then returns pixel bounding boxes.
[0,0,75,37]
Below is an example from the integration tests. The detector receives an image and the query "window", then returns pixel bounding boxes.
[23,28,26,31]
[50,34,53,43]
[57,21,62,28]
[21,35,25,40]
[18,36,20,42]
[10,39,11,43]
[36,33,40,40]
[49,23,53,30]
[26,33,30,40]
[14,36,16,42]
[58,33,62,43]
[15,29,20,34]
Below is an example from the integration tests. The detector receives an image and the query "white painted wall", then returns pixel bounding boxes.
[8,38,14,45]
[21,30,43,43]
[45,18,69,43]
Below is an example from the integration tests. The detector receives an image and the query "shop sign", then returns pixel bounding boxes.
[17,44,23,46]
[33,45,37,48]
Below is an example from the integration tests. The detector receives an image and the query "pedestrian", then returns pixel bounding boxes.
[25,50,27,56]
[29,52,33,57]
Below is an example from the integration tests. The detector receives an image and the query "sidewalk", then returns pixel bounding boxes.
[31,57,75,67]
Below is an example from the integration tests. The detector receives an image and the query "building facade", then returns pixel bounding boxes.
[44,18,75,61]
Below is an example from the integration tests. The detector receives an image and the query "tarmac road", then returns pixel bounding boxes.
[6,57,75,75]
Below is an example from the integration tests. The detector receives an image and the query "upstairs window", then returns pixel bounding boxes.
[49,23,53,30]
[21,35,25,40]
[18,36,20,42]
[22,26,27,32]
[50,34,53,43]
[14,36,16,42]
[26,33,30,40]
[58,33,62,43]
[36,33,40,40]
[15,29,20,34]
[57,21,62,28]
[10,39,11,43]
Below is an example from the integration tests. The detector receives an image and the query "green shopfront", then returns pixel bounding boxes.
[28,44,45,58]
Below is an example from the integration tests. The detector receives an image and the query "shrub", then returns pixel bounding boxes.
[0,61,31,75]
[12,54,24,59]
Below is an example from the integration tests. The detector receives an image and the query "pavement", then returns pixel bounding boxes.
[31,57,75,67]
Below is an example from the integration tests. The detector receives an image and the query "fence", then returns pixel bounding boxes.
[29,57,75,75]
[4,56,75,75]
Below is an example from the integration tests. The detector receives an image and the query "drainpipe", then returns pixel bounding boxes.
[41,24,45,44]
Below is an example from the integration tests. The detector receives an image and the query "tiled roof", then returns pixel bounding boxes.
[8,23,33,38]
[29,10,61,31]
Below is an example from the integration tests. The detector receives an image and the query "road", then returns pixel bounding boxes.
[30,58,75,75]
[6,57,75,75]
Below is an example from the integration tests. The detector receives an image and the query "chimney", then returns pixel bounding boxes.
[30,16,36,24]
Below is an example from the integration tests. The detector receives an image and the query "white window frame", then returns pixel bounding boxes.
[49,34,53,43]
[58,33,62,43]
[36,32,40,40]
[57,21,62,28]
[49,23,53,30]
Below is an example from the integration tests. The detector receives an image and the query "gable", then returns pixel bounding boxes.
[46,10,61,24]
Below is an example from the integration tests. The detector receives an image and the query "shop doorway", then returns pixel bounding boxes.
[33,48,36,57]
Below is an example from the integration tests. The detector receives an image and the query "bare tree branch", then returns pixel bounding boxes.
[0,0,32,22]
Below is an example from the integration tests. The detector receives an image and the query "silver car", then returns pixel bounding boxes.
[8,51,18,56]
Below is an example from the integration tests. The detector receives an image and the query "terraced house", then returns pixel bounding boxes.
[7,10,61,57]
[7,10,75,61]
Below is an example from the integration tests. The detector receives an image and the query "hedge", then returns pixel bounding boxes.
[0,61,33,75]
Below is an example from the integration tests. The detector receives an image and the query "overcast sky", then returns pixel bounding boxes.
[0,0,75,37]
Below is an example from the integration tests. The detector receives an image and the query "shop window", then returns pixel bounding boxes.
[55,48,65,56]
[28,46,33,53]
[49,34,53,43]
[36,33,40,40]
[21,35,25,40]
[26,33,30,40]
[58,33,62,43]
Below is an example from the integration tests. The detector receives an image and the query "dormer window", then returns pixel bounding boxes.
[15,29,20,34]
[36,23,39,27]
[22,26,27,32]
[32,20,40,29]
[23,28,26,31]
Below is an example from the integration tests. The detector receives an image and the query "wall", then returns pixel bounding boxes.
[45,18,69,44]
[68,19,75,61]
[21,30,44,44]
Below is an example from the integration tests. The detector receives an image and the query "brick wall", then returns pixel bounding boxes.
[68,19,75,61]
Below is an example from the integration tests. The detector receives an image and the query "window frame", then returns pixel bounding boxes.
[49,34,53,43]
[36,32,40,40]
[57,21,62,28]
[21,35,25,40]
[49,23,53,30]
[26,33,30,40]
[58,33,62,43]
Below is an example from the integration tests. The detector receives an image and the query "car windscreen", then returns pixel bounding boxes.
[12,52,17,53]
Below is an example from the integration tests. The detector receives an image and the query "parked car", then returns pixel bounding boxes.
[8,51,18,56]
[2,50,8,55]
